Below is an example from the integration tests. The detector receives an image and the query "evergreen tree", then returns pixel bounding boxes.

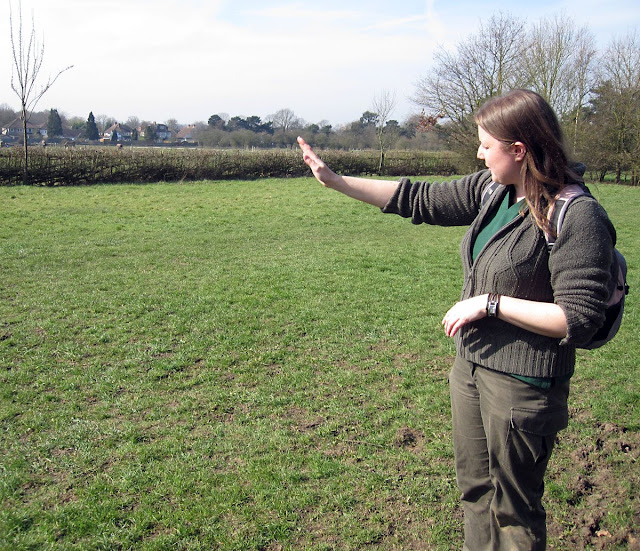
[208,114,225,129]
[359,111,379,127]
[47,108,63,137]
[85,111,99,140]
[145,125,157,142]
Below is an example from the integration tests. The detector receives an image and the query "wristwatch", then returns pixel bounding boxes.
[486,293,500,318]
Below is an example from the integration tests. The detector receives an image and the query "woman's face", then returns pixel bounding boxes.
[476,126,523,187]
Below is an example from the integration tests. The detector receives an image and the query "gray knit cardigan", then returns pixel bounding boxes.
[381,169,616,378]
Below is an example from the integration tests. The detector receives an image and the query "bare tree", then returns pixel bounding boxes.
[588,31,640,183]
[521,14,597,150]
[96,114,115,134]
[269,108,302,132]
[9,0,72,183]
[567,33,598,151]
[125,116,141,131]
[164,118,181,135]
[599,30,640,91]
[413,13,527,159]
[371,90,397,174]
[0,103,17,127]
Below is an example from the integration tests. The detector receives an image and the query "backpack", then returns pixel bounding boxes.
[481,181,629,349]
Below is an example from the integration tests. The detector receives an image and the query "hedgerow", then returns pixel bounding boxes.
[0,146,462,186]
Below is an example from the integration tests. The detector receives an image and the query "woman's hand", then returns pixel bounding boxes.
[297,136,340,188]
[297,136,400,207]
[442,295,488,337]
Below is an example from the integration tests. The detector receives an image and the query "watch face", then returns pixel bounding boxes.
[487,296,499,317]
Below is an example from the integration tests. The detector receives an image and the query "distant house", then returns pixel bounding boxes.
[103,122,134,142]
[2,119,93,144]
[154,123,171,141]
[139,122,172,143]
[176,124,198,144]
[1,117,46,139]
[36,125,82,142]
[61,128,83,142]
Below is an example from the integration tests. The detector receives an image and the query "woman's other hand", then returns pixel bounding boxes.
[442,295,489,337]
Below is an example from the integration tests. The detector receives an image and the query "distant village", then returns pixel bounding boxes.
[0,118,198,147]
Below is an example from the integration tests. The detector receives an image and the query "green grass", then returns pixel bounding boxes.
[1,178,638,550]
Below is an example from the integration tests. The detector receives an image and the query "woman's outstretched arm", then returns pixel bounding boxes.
[297,136,400,208]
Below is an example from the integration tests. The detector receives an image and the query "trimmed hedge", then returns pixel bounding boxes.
[0,146,463,186]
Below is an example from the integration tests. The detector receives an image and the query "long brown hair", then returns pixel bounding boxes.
[474,89,579,236]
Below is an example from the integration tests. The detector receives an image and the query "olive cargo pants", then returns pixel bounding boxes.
[449,356,570,550]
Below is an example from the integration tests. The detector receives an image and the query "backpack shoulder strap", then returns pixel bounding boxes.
[546,184,586,248]
[480,181,501,208]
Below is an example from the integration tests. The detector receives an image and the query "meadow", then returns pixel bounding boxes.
[1,178,638,550]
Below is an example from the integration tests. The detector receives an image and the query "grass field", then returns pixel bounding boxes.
[1,178,638,550]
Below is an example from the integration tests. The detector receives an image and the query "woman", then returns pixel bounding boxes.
[297,89,616,550]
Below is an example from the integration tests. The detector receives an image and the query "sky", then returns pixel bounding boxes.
[2,0,639,128]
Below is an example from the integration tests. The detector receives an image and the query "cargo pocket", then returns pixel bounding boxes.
[507,406,569,465]
[510,406,568,436]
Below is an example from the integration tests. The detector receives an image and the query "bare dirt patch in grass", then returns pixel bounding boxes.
[548,415,640,549]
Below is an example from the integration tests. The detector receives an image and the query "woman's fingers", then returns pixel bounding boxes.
[298,136,321,166]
